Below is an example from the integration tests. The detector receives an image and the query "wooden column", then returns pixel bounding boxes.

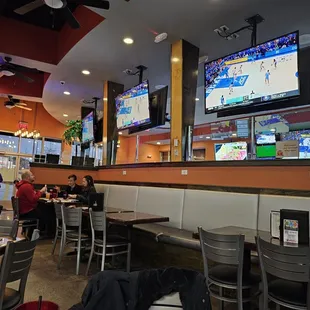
[170,39,199,162]
[102,81,124,165]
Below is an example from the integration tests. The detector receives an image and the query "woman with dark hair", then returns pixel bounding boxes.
[69,175,96,204]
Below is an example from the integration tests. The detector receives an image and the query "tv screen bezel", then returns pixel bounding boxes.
[82,111,95,144]
[116,80,151,131]
[204,30,300,115]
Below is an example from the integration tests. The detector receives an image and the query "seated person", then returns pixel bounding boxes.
[69,175,96,204]
[55,174,82,196]
[16,170,47,232]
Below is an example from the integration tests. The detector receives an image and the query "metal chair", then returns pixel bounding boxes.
[198,227,260,310]
[85,208,131,276]
[11,197,39,232]
[58,206,91,275]
[0,219,19,240]
[257,236,310,310]
[0,230,39,310]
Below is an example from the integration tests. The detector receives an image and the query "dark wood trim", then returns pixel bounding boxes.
[30,163,98,171]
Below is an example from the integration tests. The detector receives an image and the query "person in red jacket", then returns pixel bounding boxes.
[16,170,47,219]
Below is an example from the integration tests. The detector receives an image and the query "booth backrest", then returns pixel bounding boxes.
[182,190,259,232]
[136,187,184,229]
[258,194,310,231]
[106,185,139,211]
[94,184,109,207]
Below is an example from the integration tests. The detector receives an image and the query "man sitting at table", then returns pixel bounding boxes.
[55,174,82,196]
[16,170,47,235]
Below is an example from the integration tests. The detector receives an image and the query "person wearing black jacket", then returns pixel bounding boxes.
[69,268,211,310]
[69,175,96,204]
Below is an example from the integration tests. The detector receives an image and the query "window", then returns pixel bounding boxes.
[20,138,34,155]
[71,143,81,157]
[160,151,170,162]
[33,139,42,155]
[0,133,19,153]
[193,149,206,161]
[44,138,62,156]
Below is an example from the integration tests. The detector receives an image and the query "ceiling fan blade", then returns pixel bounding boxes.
[14,0,44,15]
[69,0,110,10]
[16,102,27,106]
[0,72,4,78]
[0,57,5,65]
[14,71,35,83]
[16,106,32,111]
[12,64,39,73]
[61,6,80,29]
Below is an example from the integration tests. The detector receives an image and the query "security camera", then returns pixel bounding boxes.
[123,69,133,75]
[60,81,65,85]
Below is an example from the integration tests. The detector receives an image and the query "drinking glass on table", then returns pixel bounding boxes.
[46,192,51,200]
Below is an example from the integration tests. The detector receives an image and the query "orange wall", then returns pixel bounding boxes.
[0,98,65,139]
[31,164,310,191]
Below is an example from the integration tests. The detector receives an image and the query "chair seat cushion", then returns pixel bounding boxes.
[269,279,307,307]
[2,288,20,310]
[95,235,129,246]
[209,265,260,287]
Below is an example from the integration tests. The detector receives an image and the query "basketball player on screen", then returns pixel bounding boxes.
[237,65,243,75]
[265,70,271,85]
[260,61,265,72]
[229,82,234,95]
[273,58,277,69]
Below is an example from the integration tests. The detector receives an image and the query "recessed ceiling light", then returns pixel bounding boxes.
[119,132,123,135]
[195,98,199,101]
[156,142,161,145]
[123,37,134,44]
[63,114,68,117]
[64,91,70,95]
[82,70,90,75]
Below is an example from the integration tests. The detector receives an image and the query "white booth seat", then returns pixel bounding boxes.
[258,194,310,232]
[94,183,110,206]
[106,184,139,211]
[136,187,184,229]
[182,189,259,232]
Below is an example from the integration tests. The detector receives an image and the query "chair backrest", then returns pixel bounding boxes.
[61,206,82,227]
[54,203,62,220]
[198,227,244,279]
[89,193,104,211]
[11,196,20,219]
[257,236,310,282]
[0,235,39,306]
[89,208,106,232]
[0,219,19,239]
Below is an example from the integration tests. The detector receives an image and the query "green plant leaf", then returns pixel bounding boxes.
[63,120,82,145]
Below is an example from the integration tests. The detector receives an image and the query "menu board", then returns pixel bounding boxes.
[276,141,299,159]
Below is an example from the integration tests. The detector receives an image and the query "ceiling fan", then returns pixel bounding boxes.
[4,96,33,111]
[0,56,39,83]
[14,0,110,29]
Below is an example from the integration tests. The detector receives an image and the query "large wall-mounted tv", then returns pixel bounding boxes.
[82,111,94,143]
[128,86,168,134]
[116,80,150,131]
[205,31,299,114]
[214,142,248,161]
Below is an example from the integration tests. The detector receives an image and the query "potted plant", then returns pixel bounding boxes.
[63,120,82,156]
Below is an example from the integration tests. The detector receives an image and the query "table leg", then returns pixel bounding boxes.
[127,226,132,272]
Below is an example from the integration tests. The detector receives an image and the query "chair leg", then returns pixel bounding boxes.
[126,243,131,272]
[111,248,116,267]
[276,304,280,310]
[76,238,82,275]
[85,241,95,276]
[51,227,59,255]
[57,232,65,269]
[219,287,224,310]
[100,245,106,272]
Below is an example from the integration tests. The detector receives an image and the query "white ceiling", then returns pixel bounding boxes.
[2,0,310,126]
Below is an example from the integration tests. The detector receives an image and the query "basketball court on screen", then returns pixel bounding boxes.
[206,52,298,109]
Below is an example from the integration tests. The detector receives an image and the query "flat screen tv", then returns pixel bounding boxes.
[205,31,299,114]
[128,86,168,134]
[82,111,94,143]
[214,142,248,161]
[116,80,150,131]
[256,133,276,145]
[256,144,276,159]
